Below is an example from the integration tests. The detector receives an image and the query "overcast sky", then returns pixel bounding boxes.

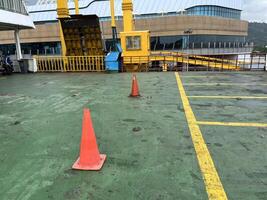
[24,0,267,22]
[243,0,267,22]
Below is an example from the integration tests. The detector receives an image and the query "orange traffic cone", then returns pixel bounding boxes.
[72,108,106,171]
[129,74,140,97]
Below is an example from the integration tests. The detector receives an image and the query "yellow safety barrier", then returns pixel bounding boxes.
[151,51,240,69]
[35,56,105,72]
[152,51,245,66]
[123,54,240,71]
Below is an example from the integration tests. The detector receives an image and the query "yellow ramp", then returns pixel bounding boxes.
[150,53,240,70]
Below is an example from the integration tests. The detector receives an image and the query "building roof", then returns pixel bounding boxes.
[0,0,35,30]
[27,0,243,23]
[24,0,39,5]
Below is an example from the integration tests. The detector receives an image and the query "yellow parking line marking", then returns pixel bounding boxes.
[197,121,267,128]
[181,76,208,78]
[183,83,267,86]
[188,96,267,99]
[0,77,7,80]
[175,72,228,200]
[181,75,236,78]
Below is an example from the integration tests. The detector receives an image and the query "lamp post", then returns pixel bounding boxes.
[184,28,193,72]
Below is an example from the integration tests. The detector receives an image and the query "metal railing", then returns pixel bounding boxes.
[122,53,267,72]
[35,56,105,72]
[33,53,266,73]
[181,47,253,56]
[151,41,254,54]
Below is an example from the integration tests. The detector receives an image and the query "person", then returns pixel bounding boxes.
[5,53,12,66]
[2,53,13,75]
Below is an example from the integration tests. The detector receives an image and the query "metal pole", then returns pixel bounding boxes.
[14,29,22,60]
[57,0,69,18]
[122,0,134,32]
[74,0,79,14]
[57,0,69,56]
[184,29,192,72]
[187,33,189,72]
[265,54,267,71]
[110,0,118,50]
[110,0,116,28]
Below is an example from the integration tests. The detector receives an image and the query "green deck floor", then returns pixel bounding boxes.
[0,72,266,200]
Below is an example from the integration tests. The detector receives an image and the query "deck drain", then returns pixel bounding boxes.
[13,121,21,125]
[132,127,142,132]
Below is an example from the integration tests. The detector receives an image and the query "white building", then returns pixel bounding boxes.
[0,0,251,56]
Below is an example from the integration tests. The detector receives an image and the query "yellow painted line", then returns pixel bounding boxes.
[0,77,7,80]
[181,75,237,78]
[183,83,267,86]
[188,96,267,99]
[197,121,267,128]
[181,76,208,78]
[175,72,228,200]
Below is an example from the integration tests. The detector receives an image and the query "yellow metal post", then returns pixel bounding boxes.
[57,0,69,18]
[74,0,79,15]
[110,0,116,28]
[58,21,67,57]
[110,0,118,49]
[122,0,134,32]
[120,0,150,71]
[57,0,69,57]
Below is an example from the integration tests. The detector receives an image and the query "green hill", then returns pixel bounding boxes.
[248,22,267,47]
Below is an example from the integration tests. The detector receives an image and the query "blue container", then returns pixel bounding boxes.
[105,51,121,72]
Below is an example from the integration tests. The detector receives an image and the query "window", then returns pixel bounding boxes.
[147,35,247,51]
[126,36,141,50]
[186,5,241,19]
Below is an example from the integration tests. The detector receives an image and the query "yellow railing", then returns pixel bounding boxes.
[123,54,241,71]
[35,56,105,72]
[152,51,242,65]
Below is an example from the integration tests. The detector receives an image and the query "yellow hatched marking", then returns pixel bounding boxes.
[188,96,267,99]
[175,72,228,200]
[197,121,267,128]
[183,83,267,86]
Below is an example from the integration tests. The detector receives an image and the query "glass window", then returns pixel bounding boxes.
[186,5,241,19]
[126,36,141,50]
[141,35,247,51]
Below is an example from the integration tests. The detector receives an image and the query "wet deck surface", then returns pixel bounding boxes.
[0,72,266,200]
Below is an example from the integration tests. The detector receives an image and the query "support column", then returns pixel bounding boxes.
[14,29,22,60]
[110,0,118,50]
[122,0,134,32]
[57,0,70,56]
[74,0,79,15]
[57,0,69,18]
